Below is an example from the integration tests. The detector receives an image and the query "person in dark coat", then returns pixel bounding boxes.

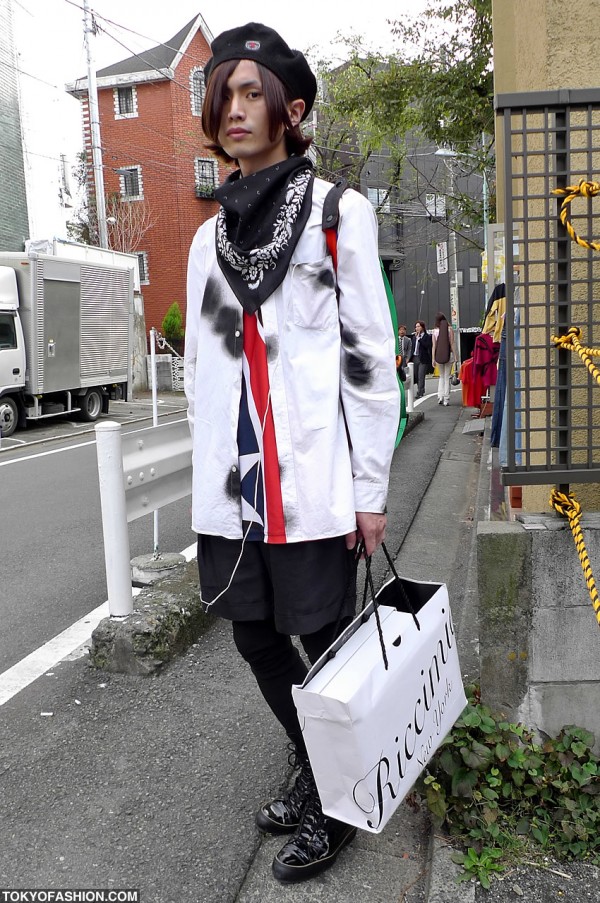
[411,320,433,397]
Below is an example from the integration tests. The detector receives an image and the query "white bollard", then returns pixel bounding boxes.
[95,421,133,617]
[406,363,415,413]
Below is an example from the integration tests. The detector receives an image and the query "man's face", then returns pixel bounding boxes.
[218,60,286,176]
[399,327,406,337]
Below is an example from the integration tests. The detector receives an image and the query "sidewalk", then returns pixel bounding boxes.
[0,392,480,903]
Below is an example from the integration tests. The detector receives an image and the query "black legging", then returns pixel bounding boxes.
[232,617,350,753]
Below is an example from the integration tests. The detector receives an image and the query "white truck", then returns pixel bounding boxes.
[0,252,133,437]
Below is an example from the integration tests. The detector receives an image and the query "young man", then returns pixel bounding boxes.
[396,323,412,380]
[184,23,399,884]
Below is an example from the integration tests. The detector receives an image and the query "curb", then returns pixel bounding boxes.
[426,831,475,903]
[90,558,215,674]
[404,410,425,436]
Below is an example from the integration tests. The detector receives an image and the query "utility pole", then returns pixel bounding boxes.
[83,0,108,248]
[435,147,461,367]
[447,166,460,367]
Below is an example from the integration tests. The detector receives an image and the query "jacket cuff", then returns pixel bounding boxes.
[354,479,388,513]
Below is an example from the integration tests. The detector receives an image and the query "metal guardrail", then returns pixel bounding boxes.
[95,418,192,617]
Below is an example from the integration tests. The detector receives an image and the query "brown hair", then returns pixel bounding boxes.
[415,320,428,333]
[434,312,448,328]
[201,60,313,164]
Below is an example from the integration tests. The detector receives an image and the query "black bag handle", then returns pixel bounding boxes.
[380,542,421,631]
[328,541,421,672]
[364,553,389,670]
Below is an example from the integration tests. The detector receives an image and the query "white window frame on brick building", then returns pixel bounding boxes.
[119,165,143,201]
[194,157,218,198]
[137,251,149,285]
[190,68,205,116]
[114,85,138,119]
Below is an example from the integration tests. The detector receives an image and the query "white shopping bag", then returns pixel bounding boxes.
[292,571,467,833]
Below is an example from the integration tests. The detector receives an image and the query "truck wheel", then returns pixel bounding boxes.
[79,388,103,422]
[0,396,18,438]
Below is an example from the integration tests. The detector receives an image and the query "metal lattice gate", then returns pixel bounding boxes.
[498,88,600,486]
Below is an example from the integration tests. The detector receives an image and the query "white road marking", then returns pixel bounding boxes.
[0,543,199,706]
[0,418,188,467]
[0,438,96,466]
[181,542,197,561]
[0,601,109,706]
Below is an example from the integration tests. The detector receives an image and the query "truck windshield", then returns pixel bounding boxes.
[0,313,17,350]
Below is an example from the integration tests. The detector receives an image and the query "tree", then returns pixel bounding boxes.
[309,0,495,250]
[105,193,156,254]
[66,152,92,245]
[161,302,184,343]
[67,153,157,251]
[391,0,494,151]
[313,44,417,193]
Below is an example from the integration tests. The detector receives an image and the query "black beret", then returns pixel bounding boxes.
[204,22,317,121]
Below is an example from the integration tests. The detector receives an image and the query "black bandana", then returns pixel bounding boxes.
[214,157,314,314]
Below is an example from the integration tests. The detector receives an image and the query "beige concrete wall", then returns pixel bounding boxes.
[478,518,600,751]
[493,0,600,512]
[493,0,598,97]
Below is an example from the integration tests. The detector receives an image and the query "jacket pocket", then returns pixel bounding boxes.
[291,257,338,330]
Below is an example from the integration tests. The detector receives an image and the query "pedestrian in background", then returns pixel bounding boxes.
[411,320,432,398]
[184,22,399,886]
[396,324,412,381]
[432,312,456,406]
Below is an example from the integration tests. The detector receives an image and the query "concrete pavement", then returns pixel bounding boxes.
[0,383,482,902]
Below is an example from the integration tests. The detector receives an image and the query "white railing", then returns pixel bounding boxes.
[95,418,192,617]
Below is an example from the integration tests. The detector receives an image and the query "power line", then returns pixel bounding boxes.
[0,140,74,164]
[64,0,208,67]
[64,0,206,98]
[0,58,76,92]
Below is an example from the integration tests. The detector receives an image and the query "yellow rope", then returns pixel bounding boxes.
[548,181,600,620]
[552,179,600,251]
[550,489,600,627]
[551,326,600,385]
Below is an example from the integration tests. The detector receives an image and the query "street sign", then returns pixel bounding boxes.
[436,241,448,274]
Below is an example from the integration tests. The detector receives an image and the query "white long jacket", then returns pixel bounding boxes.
[184,177,400,542]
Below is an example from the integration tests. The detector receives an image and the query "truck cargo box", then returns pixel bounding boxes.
[0,252,132,396]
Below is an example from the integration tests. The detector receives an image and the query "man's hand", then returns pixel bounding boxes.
[345,511,387,558]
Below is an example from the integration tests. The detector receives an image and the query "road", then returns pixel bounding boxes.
[0,394,192,672]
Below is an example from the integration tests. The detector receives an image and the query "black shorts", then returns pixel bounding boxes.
[196,534,357,636]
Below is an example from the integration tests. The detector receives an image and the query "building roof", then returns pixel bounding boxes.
[66,14,213,95]
[96,17,198,78]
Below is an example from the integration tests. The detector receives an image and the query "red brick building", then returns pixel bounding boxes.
[67,15,229,333]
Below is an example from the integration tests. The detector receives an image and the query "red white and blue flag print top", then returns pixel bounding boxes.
[237,310,286,543]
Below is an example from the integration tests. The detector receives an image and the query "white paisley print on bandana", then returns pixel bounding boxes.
[216,168,312,290]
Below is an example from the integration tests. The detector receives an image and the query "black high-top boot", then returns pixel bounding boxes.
[272,786,357,883]
[255,746,315,835]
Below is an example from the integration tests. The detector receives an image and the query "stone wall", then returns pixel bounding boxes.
[478,517,600,751]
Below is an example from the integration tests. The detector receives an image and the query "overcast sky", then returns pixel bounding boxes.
[12,0,425,238]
